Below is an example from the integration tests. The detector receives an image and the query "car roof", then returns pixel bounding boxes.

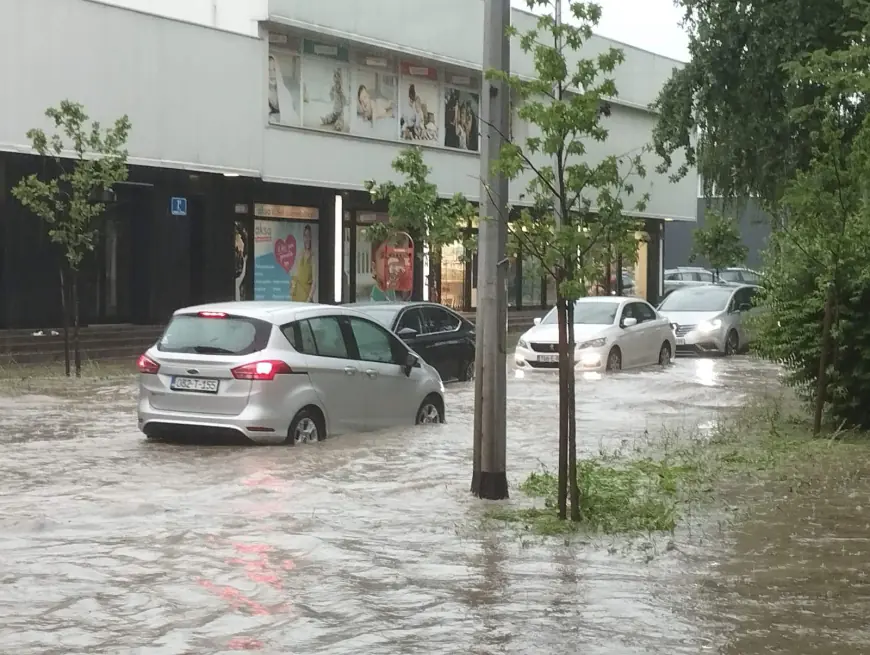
[176,301,349,324]
[344,301,450,310]
[666,266,711,271]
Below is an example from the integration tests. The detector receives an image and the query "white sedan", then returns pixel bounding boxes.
[514,296,676,373]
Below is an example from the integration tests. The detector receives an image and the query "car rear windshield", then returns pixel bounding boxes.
[658,286,733,312]
[156,314,272,355]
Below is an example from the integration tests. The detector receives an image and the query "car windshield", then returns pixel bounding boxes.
[352,306,401,329]
[658,286,733,312]
[157,314,272,355]
[540,301,619,325]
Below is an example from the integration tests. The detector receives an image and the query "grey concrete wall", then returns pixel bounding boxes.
[664,198,771,269]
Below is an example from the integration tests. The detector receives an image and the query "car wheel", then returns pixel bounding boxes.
[606,347,622,372]
[724,330,739,356]
[286,407,324,446]
[658,341,672,366]
[458,359,475,382]
[416,395,444,424]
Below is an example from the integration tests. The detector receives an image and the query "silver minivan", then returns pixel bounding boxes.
[137,302,446,445]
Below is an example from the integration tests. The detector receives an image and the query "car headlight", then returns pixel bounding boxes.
[518,338,529,349]
[697,319,722,333]
[577,337,606,349]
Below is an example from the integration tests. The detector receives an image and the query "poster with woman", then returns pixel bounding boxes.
[302,55,351,133]
[399,62,440,142]
[350,68,398,140]
[268,49,302,126]
[443,87,479,151]
[253,220,319,302]
[234,221,253,301]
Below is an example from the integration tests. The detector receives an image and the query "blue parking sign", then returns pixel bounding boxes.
[170,197,187,216]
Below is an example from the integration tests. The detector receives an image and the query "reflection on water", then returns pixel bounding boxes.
[2,356,867,653]
[694,358,717,387]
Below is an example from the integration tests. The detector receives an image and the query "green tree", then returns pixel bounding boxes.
[752,30,870,432]
[652,0,865,205]
[688,210,747,280]
[365,147,476,301]
[12,101,131,377]
[489,0,649,522]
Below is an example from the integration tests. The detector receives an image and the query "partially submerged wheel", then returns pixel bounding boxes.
[724,330,739,356]
[416,395,444,424]
[606,347,622,372]
[287,407,324,446]
[658,341,672,366]
[458,359,475,382]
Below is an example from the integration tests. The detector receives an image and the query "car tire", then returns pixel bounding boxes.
[416,394,444,424]
[458,359,475,382]
[286,407,325,446]
[724,330,739,357]
[658,341,672,366]
[606,347,622,372]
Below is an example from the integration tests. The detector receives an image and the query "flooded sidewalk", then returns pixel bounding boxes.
[1,357,866,654]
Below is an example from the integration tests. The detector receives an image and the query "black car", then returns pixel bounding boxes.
[344,302,476,381]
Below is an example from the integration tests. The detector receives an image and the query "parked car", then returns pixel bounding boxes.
[514,296,675,372]
[656,283,759,356]
[345,301,476,382]
[663,266,715,297]
[718,267,762,285]
[137,302,446,445]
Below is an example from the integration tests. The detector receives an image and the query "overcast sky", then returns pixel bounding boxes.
[511,0,690,62]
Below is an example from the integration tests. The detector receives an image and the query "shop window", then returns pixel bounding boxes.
[439,242,466,310]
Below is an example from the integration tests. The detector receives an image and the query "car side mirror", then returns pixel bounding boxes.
[397,327,418,338]
[622,317,638,328]
[402,351,418,377]
[533,317,542,326]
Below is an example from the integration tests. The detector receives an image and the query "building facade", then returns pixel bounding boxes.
[0,0,696,329]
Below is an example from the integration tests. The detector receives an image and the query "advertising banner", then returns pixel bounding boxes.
[254,219,319,302]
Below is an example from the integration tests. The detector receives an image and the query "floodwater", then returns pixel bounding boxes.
[0,357,867,654]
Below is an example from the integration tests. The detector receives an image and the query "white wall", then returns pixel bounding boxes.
[0,0,264,175]
[88,0,266,35]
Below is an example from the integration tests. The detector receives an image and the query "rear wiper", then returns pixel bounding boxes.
[192,345,235,354]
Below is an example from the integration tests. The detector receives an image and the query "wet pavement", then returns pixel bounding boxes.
[0,357,867,654]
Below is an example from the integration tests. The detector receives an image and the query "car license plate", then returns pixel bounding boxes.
[676,338,686,346]
[170,376,219,394]
[539,354,559,363]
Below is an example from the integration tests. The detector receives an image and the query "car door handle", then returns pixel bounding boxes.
[344,366,357,376]
[365,369,379,379]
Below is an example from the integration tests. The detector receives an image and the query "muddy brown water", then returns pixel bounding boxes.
[1,357,868,653]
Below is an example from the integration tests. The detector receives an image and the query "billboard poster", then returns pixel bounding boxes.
[302,40,351,133]
[268,48,302,126]
[369,233,414,302]
[253,219,319,302]
[234,220,253,301]
[443,86,479,151]
[350,67,398,140]
[399,62,439,143]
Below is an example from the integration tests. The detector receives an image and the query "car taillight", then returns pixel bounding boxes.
[198,311,227,318]
[231,360,292,381]
[137,354,160,374]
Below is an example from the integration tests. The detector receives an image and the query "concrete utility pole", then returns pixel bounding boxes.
[472,0,510,500]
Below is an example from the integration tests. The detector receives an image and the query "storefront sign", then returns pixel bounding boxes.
[253,204,319,220]
[303,39,349,61]
[400,61,438,80]
[234,204,248,214]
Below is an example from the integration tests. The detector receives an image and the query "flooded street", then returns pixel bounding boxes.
[1,357,867,654]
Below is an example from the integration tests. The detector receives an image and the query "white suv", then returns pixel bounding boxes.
[137,302,446,445]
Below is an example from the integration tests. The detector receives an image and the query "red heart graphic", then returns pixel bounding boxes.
[274,236,296,272]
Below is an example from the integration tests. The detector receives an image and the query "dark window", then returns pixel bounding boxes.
[695,271,714,282]
[719,269,742,282]
[283,320,319,354]
[634,302,658,322]
[397,308,424,334]
[742,272,761,285]
[157,314,271,355]
[421,306,461,334]
[665,272,680,281]
[347,316,403,364]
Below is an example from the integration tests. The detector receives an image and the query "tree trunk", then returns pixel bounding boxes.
[813,282,836,435]
[566,298,580,522]
[72,271,82,378]
[59,267,71,377]
[429,244,441,303]
[556,293,569,520]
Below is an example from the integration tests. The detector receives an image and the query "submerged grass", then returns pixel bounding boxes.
[487,389,870,537]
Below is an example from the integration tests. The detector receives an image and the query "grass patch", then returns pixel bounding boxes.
[0,359,135,381]
[487,391,870,537]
